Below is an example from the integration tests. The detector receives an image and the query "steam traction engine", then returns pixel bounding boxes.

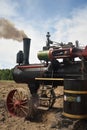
[7,32,87,119]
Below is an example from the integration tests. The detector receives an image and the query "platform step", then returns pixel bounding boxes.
[37,106,49,110]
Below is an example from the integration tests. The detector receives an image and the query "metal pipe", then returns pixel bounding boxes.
[23,38,31,64]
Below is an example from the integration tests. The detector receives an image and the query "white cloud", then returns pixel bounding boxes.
[0,39,22,68]
[53,6,87,46]
[0,0,18,18]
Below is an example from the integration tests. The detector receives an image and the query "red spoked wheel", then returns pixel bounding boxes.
[6,88,29,117]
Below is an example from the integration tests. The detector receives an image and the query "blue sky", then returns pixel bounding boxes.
[0,0,87,68]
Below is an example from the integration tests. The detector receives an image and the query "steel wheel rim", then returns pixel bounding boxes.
[6,88,29,117]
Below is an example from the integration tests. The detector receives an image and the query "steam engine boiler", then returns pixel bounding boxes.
[6,32,87,119]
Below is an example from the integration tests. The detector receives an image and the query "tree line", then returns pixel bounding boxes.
[0,69,13,80]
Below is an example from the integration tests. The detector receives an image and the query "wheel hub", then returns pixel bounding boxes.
[14,100,21,108]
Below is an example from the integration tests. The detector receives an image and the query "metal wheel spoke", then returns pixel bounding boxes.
[20,107,27,115]
[8,97,14,102]
[21,105,29,109]
[9,106,14,110]
[20,99,28,105]
[8,102,14,105]
[15,108,20,116]
[6,88,29,117]
[15,91,21,100]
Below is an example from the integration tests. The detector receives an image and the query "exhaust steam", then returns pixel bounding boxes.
[0,18,28,42]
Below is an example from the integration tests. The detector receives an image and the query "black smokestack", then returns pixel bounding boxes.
[23,38,31,65]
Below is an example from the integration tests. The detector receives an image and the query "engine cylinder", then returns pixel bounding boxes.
[37,49,53,61]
